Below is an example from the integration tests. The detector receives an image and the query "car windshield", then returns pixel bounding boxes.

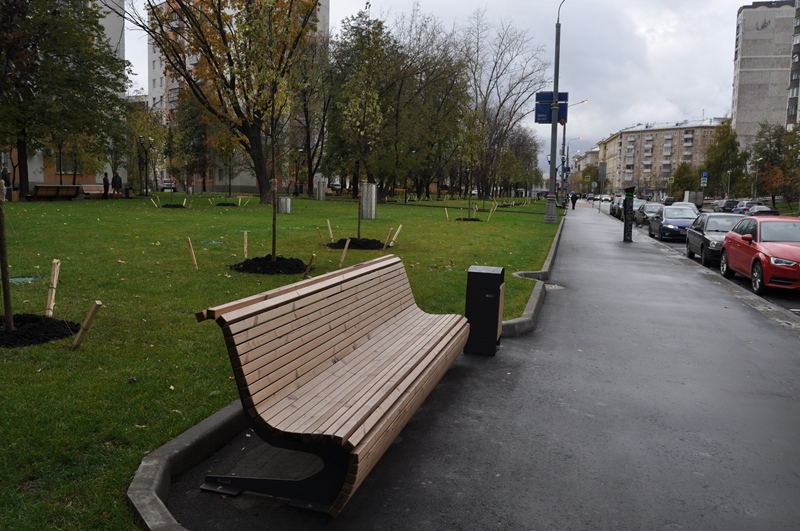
[645,204,660,212]
[707,217,740,232]
[664,207,697,219]
[760,221,800,243]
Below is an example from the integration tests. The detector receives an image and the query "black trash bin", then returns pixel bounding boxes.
[464,265,504,355]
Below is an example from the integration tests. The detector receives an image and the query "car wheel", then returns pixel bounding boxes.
[720,250,735,279]
[751,261,766,295]
[648,225,653,238]
[686,240,695,259]
[700,246,711,267]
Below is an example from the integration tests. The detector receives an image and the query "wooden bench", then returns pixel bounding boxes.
[80,184,106,199]
[196,254,469,516]
[25,184,83,201]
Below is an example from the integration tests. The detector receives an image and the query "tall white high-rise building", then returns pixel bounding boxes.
[731,1,795,150]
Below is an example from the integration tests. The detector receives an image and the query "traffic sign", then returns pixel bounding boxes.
[584,175,591,182]
[667,177,675,184]
[701,171,708,187]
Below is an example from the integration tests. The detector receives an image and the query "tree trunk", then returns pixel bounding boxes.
[0,199,14,331]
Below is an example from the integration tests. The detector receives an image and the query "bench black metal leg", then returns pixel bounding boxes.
[201,435,349,512]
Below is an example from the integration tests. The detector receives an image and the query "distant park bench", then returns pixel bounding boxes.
[80,184,106,199]
[25,184,82,201]
[196,254,470,516]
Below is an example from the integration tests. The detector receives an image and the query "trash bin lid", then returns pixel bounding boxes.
[467,265,505,289]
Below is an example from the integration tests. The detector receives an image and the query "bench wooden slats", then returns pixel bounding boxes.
[259,310,428,431]
[234,279,412,391]
[271,309,436,438]
[246,292,416,416]
[198,254,470,516]
[202,255,398,322]
[226,265,409,356]
[25,184,83,201]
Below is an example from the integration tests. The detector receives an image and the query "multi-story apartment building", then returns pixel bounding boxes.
[788,0,800,127]
[596,119,724,195]
[731,1,794,149]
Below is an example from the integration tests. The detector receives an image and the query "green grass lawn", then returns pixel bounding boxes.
[0,194,560,529]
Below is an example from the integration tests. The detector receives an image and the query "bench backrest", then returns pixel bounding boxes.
[200,255,416,419]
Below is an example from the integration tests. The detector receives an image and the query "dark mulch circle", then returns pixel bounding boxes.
[217,203,237,207]
[161,204,185,209]
[327,238,384,250]
[0,314,80,348]
[230,255,307,275]
[456,217,482,222]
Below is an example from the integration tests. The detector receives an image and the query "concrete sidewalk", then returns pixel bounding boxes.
[140,203,800,530]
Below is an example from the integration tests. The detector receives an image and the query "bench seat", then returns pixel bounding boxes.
[198,255,469,516]
[25,184,82,201]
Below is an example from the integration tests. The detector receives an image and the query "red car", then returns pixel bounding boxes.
[720,216,800,294]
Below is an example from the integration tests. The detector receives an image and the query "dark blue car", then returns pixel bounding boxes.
[648,205,698,240]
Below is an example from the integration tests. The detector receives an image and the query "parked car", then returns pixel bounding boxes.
[714,199,739,212]
[648,205,698,240]
[663,197,675,206]
[720,216,800,294]
[671,201,699,214]
[685,212,744,267]
[159,178,175,192]
[587,193,595,201]
[746,205,780,216]
[634,203,661,227]
[601,194,612,202]
[731,200,761,214]
[610,196,625,218]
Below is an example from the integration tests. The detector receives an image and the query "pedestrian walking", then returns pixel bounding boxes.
[1,165,10,202]
[570,192,578,210]
[102,172,110,199]
[111,172,122,199]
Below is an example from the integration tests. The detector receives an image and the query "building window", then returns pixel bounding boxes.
[152,60,156,70]
[152,79,156,89]
[795,34,800,45]
[794,54,799,63]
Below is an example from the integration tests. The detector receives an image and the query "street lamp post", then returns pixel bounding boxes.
[138,136,153,196]
[544,0,567,224]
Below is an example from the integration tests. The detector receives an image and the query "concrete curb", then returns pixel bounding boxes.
[501,213,565,337]
[127,213,567,530]
[127,401,249,531]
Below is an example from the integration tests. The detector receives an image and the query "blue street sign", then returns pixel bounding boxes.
[535,92,569,102]
[700,171,708,187]
[534,100,569,124]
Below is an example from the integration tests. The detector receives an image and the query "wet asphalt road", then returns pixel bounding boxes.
[168,201,800,530]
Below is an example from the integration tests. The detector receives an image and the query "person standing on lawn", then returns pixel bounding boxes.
[102,172,110,199]
[111,172,122,198]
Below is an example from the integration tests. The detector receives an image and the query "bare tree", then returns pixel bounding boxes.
[461,10,548,199]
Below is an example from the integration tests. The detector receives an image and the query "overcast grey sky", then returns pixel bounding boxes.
[126,0,747,166]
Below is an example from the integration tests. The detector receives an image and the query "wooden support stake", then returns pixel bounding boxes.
[182,198,186,207]
[208,198,213,205]
[486,206,494,222]
[445,207,449,221]
[317,227,327,247]
[71,300,102,350]
[338,238,351,268]
[243,231,248,259]
[187,237,198,270]
[150,198,159,208]
[327,219,334,242]
[45,259,61,317]
[383,228,395,250]
[156,196,161,206]
[238,197,242,206]
[244,198,251,207]
[390,224,403,247]
[303,253,316,279]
